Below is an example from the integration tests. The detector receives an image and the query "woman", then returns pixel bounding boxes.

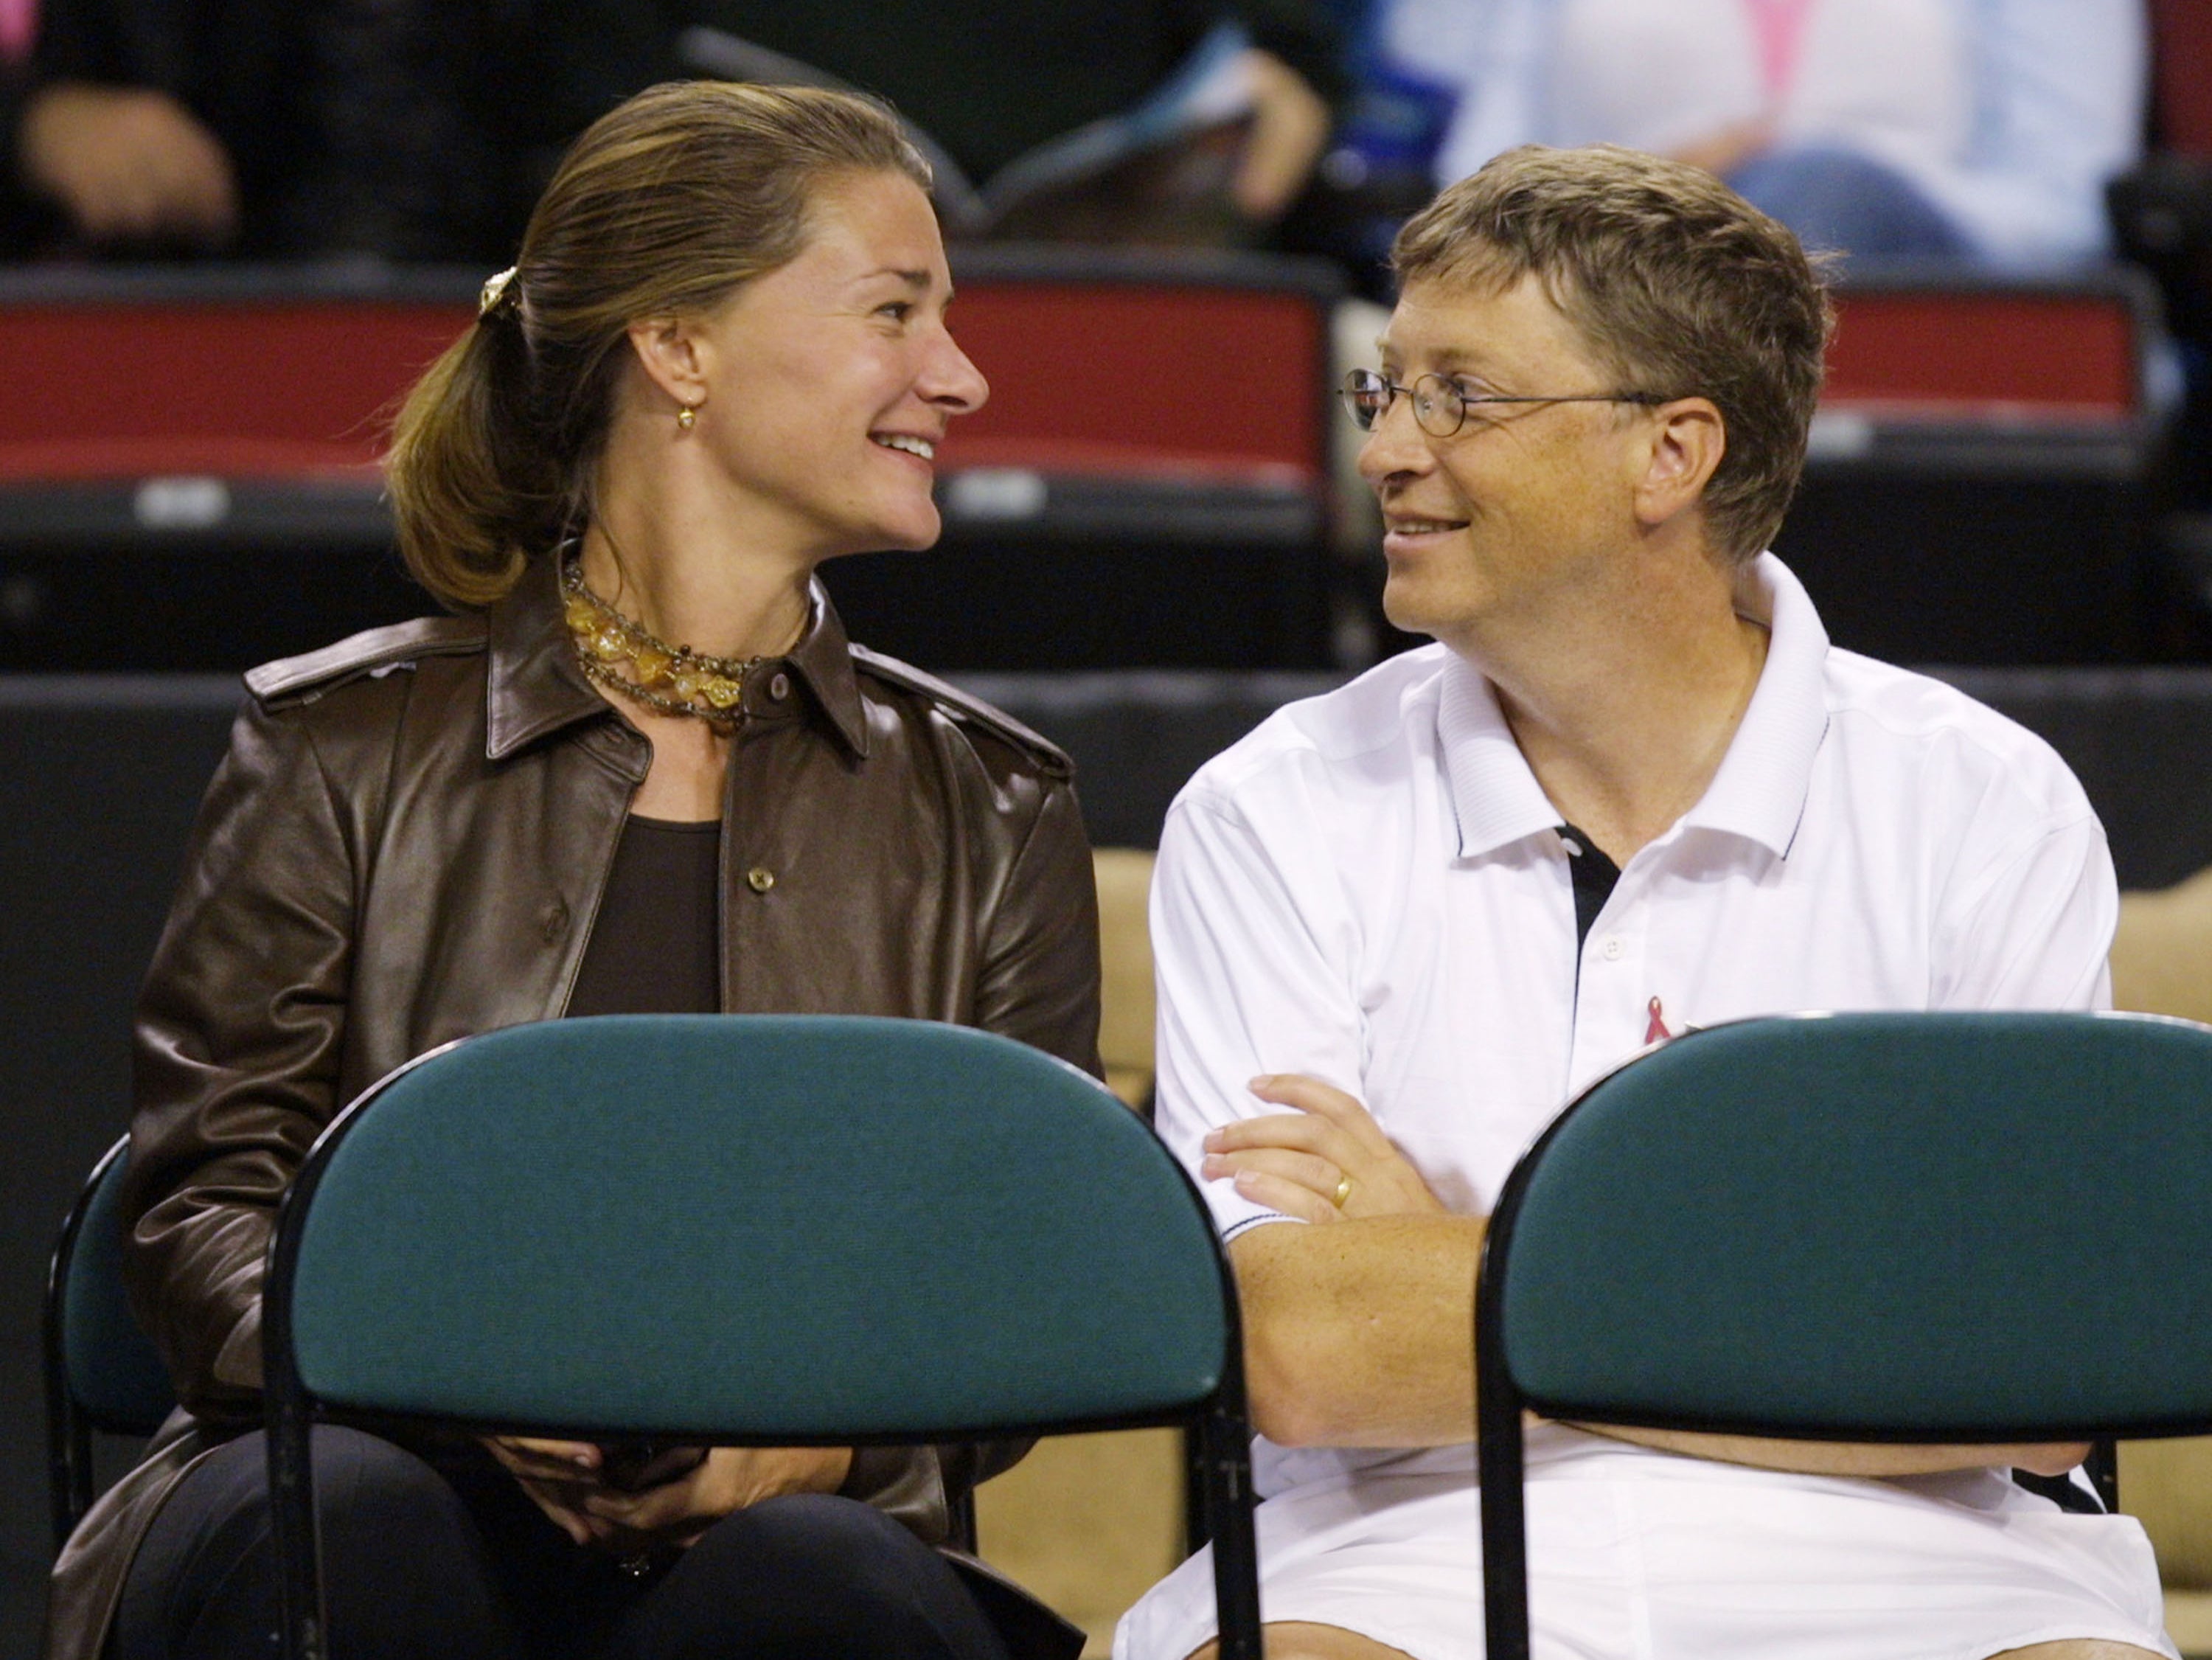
[45,82,1100,1660]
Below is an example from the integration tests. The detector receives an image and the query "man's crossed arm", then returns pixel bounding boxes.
[1211,1075,2089,1479]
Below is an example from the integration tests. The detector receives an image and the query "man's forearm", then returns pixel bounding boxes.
[1232,1214,1486,1448]
[1231,1219,2090,1479]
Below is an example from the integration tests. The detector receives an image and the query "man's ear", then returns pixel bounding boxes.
[1632,398,1726,530]
[625,316,709,412]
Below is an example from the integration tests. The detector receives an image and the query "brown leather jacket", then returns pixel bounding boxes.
[44,560,1102,1660]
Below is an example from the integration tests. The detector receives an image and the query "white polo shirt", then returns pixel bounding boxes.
[1150,554,2116,1503]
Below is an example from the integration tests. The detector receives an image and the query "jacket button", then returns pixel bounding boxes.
[768,672,790,701]
[542,899,568,942]
[746,867,776,894]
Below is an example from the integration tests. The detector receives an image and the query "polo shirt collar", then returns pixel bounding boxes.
[1436,552,1830,862]
[1678,553,1830,858]
[1438,656,1565,860]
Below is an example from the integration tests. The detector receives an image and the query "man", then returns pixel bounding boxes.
[1116,145,2174,1660]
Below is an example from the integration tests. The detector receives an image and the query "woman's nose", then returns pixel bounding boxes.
[924,333,989,415]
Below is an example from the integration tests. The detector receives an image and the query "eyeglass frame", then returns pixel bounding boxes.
[1340,369,1674,439]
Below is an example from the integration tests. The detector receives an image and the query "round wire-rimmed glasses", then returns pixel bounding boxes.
[1340,369,1671,437]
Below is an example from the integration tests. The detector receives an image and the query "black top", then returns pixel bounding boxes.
[566,816,721,1017]
[1556,822,1622,951]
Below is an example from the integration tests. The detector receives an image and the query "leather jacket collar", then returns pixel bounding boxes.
[484,557,871,762]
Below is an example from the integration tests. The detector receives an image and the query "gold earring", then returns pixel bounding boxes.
[675,404,698,431]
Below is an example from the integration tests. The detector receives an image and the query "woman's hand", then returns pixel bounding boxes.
[574,1447,855,1551]
[482,1437,618,1546]
[481,1437,853,1550]
[1201,1074,1447,1223]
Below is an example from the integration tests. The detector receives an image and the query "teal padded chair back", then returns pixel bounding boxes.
[44,1136,178,1549]
[1475,1010,2212,1660]
[265,1015,1259,1660]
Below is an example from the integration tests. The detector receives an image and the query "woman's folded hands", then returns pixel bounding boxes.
[481,1437,855,1550]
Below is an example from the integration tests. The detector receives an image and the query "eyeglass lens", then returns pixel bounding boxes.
[1341,371,1461,437]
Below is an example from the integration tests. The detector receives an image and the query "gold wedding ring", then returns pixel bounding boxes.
[1332,1173,1353,1209]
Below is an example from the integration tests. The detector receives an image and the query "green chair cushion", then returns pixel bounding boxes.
[288,1015,1228,1438]
[1500,1012,2212,1437]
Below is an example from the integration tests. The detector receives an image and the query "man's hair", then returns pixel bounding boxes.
[1392,145,1833,565]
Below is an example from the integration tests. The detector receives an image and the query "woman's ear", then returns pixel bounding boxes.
[1631,397,1727,531]
[624,316,709,412]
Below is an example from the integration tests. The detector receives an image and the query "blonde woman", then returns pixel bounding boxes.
[48,83,1099,1660]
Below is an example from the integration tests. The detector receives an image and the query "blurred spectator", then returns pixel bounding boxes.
[1402,0,2145,266]
[0,0,35,248]
[10,0,581,260]
[676,0,1343,231]
[1281,0,1464,293]
[5,0,1342,261]
[1,0,33,64]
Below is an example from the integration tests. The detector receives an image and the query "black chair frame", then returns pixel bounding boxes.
[44,1133,177,1551]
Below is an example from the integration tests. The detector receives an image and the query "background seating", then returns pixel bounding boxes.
[0,252,1344,674]
[1778,266,2166,667]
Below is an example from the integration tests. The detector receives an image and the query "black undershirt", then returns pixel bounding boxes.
[566,817,721,1017]
[1555,822,1621,950]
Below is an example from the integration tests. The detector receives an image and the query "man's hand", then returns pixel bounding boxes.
[1231,50,1330,221]
[1665,116,1775,181]
[483,1437,852,1550]
[1203,1074,1447,1222]
[19,83,239,246]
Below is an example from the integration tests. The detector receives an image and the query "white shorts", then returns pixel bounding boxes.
[1113,1430,2177,1660]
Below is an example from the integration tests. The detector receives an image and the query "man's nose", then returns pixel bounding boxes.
[1356,397,1433,488]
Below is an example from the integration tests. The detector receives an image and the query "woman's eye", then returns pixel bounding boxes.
[877,301,913,322]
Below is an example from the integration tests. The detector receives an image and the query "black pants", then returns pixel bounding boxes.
[114,1428,1017,1660]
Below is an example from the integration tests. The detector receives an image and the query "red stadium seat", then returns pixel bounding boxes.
[0,292,470,485]
[2150,0,2212,155]
[1782,266,2162,665]
[1826,287,2140,421]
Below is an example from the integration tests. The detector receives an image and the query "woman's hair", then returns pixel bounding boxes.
[1393,145,1833,566]
[386,81,931,608]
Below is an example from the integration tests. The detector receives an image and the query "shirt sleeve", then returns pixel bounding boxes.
[1932,810,2118,1013]
[1151,774,1368,1240]
[1902,0,2146,265]
[1430,0,1552,184]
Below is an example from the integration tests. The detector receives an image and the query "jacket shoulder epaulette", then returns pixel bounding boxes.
[244,616,487,709]
[849,645,1073,780]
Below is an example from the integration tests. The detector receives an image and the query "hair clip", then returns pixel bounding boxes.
[479,266,520,319]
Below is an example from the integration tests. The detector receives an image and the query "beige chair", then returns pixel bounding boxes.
[2111,867,2212,1657]
[978,850,1183,1655]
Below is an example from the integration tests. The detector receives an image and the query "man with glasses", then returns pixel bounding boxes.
[1117,145,2171,1660]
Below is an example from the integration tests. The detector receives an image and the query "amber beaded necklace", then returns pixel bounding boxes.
[561,558,762,726]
